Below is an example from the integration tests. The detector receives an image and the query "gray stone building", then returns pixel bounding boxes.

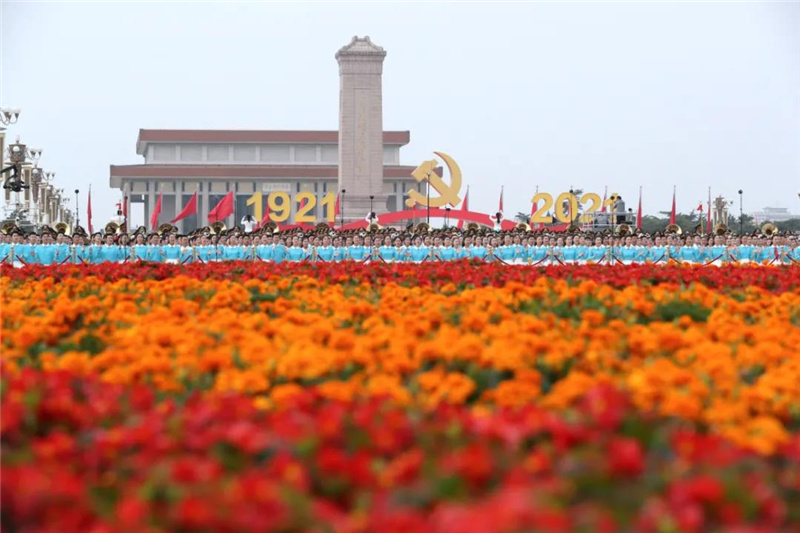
[109,37,423,231]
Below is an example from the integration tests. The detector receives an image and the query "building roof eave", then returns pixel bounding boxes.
[135,129,411,155]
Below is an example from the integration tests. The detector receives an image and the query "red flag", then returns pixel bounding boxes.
[334,193,341,216]
[498,186,504,213]
[171,191,197,223]
[457,186,469,229]
[636,187,643,230]
[669,187,676,225]
[696,203,703,212]
[208,191,234,224]
[600,186,608,213]
[87,188,93,233]
[123,196,128,219]
[255,193,273,230]
[150,192,162,230]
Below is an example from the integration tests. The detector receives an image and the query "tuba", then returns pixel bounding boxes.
[367,223,382,232]
[416,222,431,233]
[157,223,176,236]
[761,223,777,237]
[1,221,18,235]
[714,224,728,236]
[315,222,330,231]
[665,223,683,235]
[209,221,226,235]
[105,221,121,235]
[616,223,631,236]
[465,222,480,231]
[515,222,531,232]
[260,221,278,234]
[54,222,71,235]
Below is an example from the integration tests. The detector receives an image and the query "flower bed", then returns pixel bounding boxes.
[3,370,799,532]
[2,263,800,531]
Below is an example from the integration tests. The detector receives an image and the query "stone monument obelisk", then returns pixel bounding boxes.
[336,36,387,222]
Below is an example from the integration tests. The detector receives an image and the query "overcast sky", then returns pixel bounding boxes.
[2,0,798,224]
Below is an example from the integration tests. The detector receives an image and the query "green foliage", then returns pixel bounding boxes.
[652,300,711,323]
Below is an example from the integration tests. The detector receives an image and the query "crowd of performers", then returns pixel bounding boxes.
[1,222,797,267]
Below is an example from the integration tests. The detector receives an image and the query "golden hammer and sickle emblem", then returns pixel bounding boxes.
[405,151,463,208]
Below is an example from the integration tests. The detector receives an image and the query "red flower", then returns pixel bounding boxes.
[607,437,645,478]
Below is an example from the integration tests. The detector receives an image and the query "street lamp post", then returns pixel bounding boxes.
[340,189,346,229]
[0,108,21,127]
[75,189,80,229]
[738,189,743,235]
[569,188,575,225]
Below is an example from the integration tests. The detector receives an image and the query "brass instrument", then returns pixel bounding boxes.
[54,222,71,235]
[105,221,122,235]
[157,223,177,236]
[515,222,531,232]
[260,221,278,234]
[1,221,19,235]
[367,223,382,232]
[761,223,777,237]
[616,223,631,236]
[415,222,431,232]
[465,222,480,231]
[714,224,728,236]
[209,221,226,235]
[665,223,683,235]
[315,222,330,231]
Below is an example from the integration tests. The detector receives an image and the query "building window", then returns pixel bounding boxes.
[181,145,203,162]
[260,145,290,162]
[321,145,338,163]
[153,144,177,161]
[294,145,317,163]
[383,146,398,165]
[207,145,230,161]
[233,144,257,162]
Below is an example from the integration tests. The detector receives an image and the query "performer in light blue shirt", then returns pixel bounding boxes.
[376,236,396,263]
[348,235,370,263]
[315,236,336,262]
[408,236,430,263]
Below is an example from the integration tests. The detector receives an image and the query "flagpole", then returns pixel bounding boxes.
[637,186,642,231]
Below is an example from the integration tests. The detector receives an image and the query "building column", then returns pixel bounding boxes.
[146,180,156,231]
[123,181,131,229]
[201,181,209,228]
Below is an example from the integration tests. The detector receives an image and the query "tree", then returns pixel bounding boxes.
[776,218,800,233]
